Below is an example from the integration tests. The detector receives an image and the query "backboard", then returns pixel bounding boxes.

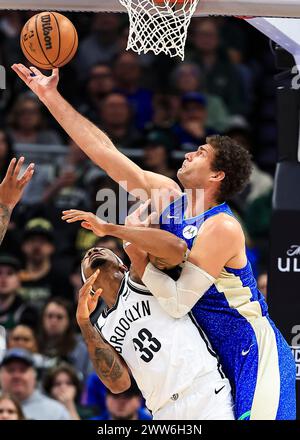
[0,0,299,17]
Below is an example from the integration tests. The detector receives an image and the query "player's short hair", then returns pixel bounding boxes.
[207,135,253,202]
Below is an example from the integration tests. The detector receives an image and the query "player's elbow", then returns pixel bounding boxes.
[168,239,188,266]
[108,376,131,394]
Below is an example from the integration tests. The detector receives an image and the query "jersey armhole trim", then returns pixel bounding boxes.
[127,278,153,296]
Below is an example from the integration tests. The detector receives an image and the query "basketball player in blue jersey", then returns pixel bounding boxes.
[14,64,296,420]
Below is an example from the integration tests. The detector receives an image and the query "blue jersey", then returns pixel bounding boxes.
[160,193,296,420]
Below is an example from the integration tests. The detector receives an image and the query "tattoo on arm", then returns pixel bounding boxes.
[94,347,123,381]
[0,204,11,246]
[80,320,126,385]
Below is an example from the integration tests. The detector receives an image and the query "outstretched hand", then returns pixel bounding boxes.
[0,157,34,210]
[62,209,110,237]
[11,64,59,101]
[76,269,102,325]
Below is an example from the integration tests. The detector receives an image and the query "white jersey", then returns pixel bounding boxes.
[94,272,226,413]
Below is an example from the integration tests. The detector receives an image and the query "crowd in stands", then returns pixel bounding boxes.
[0,11,276,419]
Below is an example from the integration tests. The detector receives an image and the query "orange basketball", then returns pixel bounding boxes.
[20,12,78,70]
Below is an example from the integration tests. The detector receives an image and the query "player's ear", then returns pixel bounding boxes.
[210,170,225,182]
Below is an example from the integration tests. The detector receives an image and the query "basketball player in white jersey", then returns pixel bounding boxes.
[78,246,234,420]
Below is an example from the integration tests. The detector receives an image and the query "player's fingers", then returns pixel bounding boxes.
[18,162,34,178]
[62,209,81,215]
[11,64,29,83]
[61,211,84,220]
[138,199,151,217]
[144,211,158,227]
[29,66,42,76]
[65,215,86,223]
[18,163,35,187]
[15,64,33,83]
[4,158,17,178]
[62,209,85,219]
[91,288,103,303]
[80,269,100,297]
[12,157,25,180]
[52,68,59,78]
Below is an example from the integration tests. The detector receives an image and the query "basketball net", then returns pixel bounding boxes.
[119,0,199,60]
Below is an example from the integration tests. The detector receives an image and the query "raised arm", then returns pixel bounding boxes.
[0,157,34,245]
[62,204,188,268]
[77,270,131,393]
[12,64,179,202]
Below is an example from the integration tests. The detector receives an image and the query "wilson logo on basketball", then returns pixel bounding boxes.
[277,245,300,272]
[41,14,53,50]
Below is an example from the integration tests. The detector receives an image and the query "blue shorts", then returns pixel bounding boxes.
[233,317,296,420]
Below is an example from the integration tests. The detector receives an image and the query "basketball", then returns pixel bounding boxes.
[20,12,78,70]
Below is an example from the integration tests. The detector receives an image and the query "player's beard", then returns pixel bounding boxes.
[90,257,107,270]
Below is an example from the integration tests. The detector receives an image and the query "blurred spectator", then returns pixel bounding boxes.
[41,138,93,261]
[188,18,245,115]
[7,94,62,145]
[0,254,38,330]
[20,218,72,306]
[151,93,180,128]
[75,13,121,81]
[170,62,230,132]
[142,130,176,179]
[91,380,152,421]
[44,138,96,197]
[114,51,153,129]
[8,324,38,353]
[43,363,97,420]
[78,63,115,122]
[38,297,92,382]
[98,93,141,149]
[226,117,273,213]
[7,324,56,381]
[0,392,25,420]
[172,92,216,150]
[0,348,71,419]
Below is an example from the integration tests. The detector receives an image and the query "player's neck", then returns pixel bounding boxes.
[103,273,125,310]
[184,188,218,218]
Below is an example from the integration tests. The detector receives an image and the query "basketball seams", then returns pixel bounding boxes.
[35,13,54,68]
[20,32,50,67]
[54,24,77,68]
[50,12,61,64]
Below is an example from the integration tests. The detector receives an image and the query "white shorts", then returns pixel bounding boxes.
[153,370,235,420]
